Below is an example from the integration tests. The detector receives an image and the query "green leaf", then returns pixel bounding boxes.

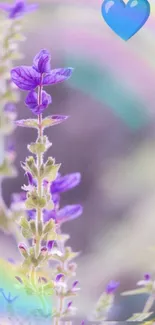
[28,142,46,154]
[22,228,33,239]
[19,216,29,230]
[16,119,38,129]
[43,219,55,234]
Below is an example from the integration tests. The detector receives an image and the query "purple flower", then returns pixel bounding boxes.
[106,281,119,294]
[0,0,38,19]
[4,103,16,113]
[57,204,83,223]
[50,173,81,194]
[33,49,51,74]
[47,240,55,251]
[25,90,52,115]
[144,273,151,281]
[43,205,83,224]
[11,49,73,91]
[55,274,64,282]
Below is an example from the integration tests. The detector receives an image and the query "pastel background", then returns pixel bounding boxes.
[1,0,155,322]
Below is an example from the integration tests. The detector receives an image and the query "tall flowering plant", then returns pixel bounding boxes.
[10,49,84,322]
[0,0,37,236]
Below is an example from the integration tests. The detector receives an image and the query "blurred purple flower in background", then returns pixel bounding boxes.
[106,280,119,294]
[0,0,38,19]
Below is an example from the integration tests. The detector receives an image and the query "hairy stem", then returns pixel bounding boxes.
[35,78,43,259]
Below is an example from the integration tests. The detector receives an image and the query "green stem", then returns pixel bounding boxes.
[35,79,43,259]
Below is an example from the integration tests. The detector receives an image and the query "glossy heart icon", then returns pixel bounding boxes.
[101,0,150,40]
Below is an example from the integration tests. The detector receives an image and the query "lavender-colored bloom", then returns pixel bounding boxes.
[0,0,38,19]
[33,49,51,74]
[72,280,79,288]
[11,51,73,91]
[25,90,52,115]
[57,204,83,223]
[47,240,55,251]
[106,281,119,294]
[55,274,64,282]
[144,273,151,281]
[50,173,81,194]
[4,102,16,113]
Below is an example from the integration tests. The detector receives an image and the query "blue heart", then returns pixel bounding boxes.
[101,0,150,40]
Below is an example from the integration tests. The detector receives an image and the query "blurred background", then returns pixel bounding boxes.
[1,0,155,322]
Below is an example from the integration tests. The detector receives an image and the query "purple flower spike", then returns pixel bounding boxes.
[51,172,81,194]
[57,204,83,224]
[144,273,151,281]
[33,49,51,74]
[25,90,52,115]
[11,66,40,91]
[56,274,64,282]
[43,68,74,86]
[47,240,55,251]
[0,0,38,20]
[106,280,119,295]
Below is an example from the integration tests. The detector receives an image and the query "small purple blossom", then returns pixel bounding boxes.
[47,240,55,251]
[25,90,52,115]
[0,0,38,19]
[72,280,79,288]
[106,281,119,294]
[55,274,64,282]
[33,49,51,74]
[50,173,81,194]
[144,273,151,281]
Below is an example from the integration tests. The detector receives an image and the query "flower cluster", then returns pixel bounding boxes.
[0,0,37,241]
[10,48,83,322]
[11,49,73,115]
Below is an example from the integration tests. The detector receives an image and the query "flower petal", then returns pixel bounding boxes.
[106,281,119,294]
[25,90,38,108]
[43,68,73,86]
[43,209,56,223]
[57,204,83,223]
[33,49,51,74]
[50,173,81,194]
[25,90,52,115]
[11,66,40,90]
